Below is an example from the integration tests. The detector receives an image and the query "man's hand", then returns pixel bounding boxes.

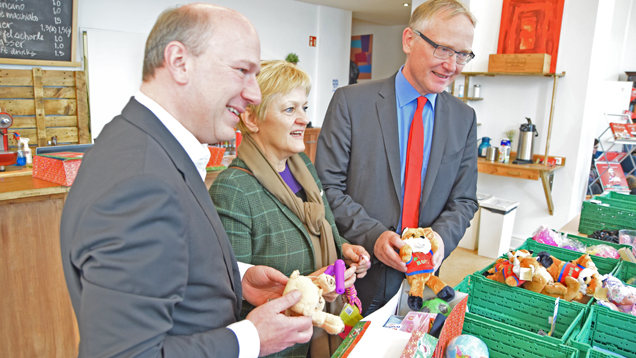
[374,230,407,272]
[342,243,371,278]
[242,266,288,307]
[246,290,313,357]
[431,230,445,272]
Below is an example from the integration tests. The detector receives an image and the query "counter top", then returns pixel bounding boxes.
[0,174,69,202]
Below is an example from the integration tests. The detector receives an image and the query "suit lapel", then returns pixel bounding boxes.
[376,75,402,204]
[421,93,449,208]
[121,98,240,294]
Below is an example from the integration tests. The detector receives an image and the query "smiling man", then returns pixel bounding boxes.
[315,0,479,315]
[60,4,314,357]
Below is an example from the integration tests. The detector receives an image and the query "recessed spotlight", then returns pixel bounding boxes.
[404,3,409,6]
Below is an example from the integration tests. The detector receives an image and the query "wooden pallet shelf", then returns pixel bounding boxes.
[0,68,90,148]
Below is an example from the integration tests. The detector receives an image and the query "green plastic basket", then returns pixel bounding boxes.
[598,192,636,209]
[579,200,636,235]
[604,191,636,203]
[585,348,615,358]
[613,260,636,288]
[461,312,579,358]
[455,275,585,344]
[565,233,631,252]
[574,305,636,358]
[515,239,619,275]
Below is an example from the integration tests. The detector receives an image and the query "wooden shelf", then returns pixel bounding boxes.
[454,71,567,214]
[478,153,566,215]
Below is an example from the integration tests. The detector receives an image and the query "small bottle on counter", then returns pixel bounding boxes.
[458,85,464,98]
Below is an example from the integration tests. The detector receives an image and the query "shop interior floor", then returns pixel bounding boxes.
[439,247,493,287]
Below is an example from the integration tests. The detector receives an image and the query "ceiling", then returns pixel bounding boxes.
[294,0,412,26]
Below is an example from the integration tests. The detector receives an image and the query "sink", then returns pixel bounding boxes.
[0,150,17,168]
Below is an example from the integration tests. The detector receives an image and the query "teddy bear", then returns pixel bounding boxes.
[483,249,551,293]
[282,270,344,335]
[535,251,602,302]
[399,227,454,311]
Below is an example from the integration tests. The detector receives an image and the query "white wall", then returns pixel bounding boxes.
[314,6,352,128]
[0,0,351,140]
[78,0,351,138]
[351,19,407,81]
[619,0,636,81]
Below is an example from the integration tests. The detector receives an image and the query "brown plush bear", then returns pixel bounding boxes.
[282,270,344,334]
[400,227,454,311]
[535,252,602,302]
[484,250,550,293]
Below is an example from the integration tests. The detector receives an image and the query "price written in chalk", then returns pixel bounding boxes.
[0,0,76,63]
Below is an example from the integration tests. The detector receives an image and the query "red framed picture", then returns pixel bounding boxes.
[497,0,565,73]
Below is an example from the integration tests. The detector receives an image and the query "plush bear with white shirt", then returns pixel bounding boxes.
[400,227,455,311]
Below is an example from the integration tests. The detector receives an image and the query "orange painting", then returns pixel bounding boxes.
[497,0,565,73]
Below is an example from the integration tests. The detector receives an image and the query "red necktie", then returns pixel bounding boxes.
[402,96,427,230]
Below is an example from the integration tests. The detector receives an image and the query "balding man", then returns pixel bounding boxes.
[61,4,312,357]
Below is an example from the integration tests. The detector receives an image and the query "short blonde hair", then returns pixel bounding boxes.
[409,0,476,33]
[238,60,311,134]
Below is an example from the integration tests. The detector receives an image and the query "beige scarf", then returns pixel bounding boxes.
[237,134,342,357]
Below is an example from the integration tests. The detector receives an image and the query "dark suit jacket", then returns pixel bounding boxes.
[315,74,478,311]
[60,98,243,357]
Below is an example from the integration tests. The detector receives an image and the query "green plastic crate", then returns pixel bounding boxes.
[565,233,631,252]
[455,275,585,344]
[604,191,636,203]
[579,200,636,235]
[574,305,636,358]
[601,191,636,206]
[585,348,615,358]
[515,239,619,275]
[613,260,636,288]
[462,312,579,358]
[595,196,636,211]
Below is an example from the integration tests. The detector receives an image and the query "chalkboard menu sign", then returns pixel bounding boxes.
[0,0,78,66]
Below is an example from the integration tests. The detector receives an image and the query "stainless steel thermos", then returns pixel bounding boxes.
[513,117,538,164]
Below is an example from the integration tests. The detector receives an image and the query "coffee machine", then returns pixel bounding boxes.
[513,117,538,165]
[0,110,16,171]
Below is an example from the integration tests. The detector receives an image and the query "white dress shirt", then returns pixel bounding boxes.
[135,91,260,358]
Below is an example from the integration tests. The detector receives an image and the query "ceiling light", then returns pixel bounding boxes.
[404,3,409,6]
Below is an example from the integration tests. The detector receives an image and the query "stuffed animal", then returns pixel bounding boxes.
[483,250,551,293]
[535,252,602,302]
[282,270,344,335]
[602,274,636,316]
[399,227,454,311]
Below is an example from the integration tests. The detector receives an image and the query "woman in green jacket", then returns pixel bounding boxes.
[209,60,370,358]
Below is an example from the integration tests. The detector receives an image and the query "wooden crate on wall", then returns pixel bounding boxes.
[0,68,90,148]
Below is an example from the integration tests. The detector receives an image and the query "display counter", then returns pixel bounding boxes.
[0,169,79,358]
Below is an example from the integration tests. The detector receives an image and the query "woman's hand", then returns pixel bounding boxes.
[319,265,357,303]
[342,243,372,278]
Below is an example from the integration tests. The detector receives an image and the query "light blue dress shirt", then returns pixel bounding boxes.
[395,67,437,232]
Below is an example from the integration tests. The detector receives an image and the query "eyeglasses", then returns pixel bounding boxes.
[412,29,475,65]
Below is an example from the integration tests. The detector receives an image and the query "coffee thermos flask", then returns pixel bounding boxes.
[513,117,538,165]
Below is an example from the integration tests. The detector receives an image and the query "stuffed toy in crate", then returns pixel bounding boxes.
[483,249,552,293]
[283,270,344,334]
[536,252,602,302]
[400,227,455,311]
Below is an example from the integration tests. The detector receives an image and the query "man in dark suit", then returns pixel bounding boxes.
[315,0,479,315]
[60,4,312,357]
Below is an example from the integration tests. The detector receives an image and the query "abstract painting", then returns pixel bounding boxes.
[497,0,565,73]
[351,35,373,80]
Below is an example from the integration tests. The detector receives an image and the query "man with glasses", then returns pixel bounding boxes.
[315,0,479,315]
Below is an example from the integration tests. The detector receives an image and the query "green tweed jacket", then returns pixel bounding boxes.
[209,153,348,358]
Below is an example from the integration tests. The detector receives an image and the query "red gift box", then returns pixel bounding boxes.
[32,152,84,186]
[207,146,226,167]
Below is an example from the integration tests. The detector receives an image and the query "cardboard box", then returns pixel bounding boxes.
[32,152,83,186]
[488,53,551,73]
